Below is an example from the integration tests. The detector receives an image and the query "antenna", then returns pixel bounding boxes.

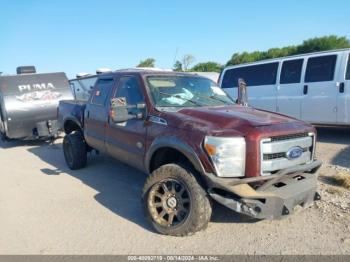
[173,47,179,65]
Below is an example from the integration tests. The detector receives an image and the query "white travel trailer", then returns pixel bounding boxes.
[219,49,350,126]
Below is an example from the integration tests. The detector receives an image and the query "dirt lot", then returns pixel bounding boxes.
[0,127,349,255]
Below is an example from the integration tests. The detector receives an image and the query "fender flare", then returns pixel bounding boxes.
[63,117,83,134]
[145,136,206,175]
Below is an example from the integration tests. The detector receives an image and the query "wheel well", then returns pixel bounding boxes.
[149,147,195,173]
[64,120,82,134]
[149,147,207,188]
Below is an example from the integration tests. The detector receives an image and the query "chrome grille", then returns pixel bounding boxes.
[270,132,309,142]
[263,148,308,160]
[260,133,314,176]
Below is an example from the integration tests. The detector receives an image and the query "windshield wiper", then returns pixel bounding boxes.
[208,94,234,104]
[191,92,233,105]
[159,91,204,106]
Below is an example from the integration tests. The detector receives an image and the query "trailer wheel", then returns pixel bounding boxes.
[63,131,87,170]
[142,164,212,236]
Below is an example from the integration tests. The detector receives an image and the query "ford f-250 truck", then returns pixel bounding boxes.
[58,69,322,236]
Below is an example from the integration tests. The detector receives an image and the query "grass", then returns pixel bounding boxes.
[332,172,350,190]
[325,187,343,195]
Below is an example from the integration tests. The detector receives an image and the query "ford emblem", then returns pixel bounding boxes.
[286,147,303,160]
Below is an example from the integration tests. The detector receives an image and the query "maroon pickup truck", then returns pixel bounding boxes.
[58,69,322,236]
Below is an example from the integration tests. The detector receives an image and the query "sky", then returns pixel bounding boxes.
[0,0,349,78]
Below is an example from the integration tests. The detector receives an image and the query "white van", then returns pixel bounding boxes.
[219,49,350,126]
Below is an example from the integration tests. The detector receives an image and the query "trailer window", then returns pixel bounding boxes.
[91,78,114,105]
[221,62,279,88]
[346,54,350,80]
[305,55,337,83]
[280,59,303,84]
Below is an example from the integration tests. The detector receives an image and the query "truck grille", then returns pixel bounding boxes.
[270,132,309,142]
[260,133,315,176]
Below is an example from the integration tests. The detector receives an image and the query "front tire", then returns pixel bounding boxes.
[63,131,87,170]
[142,164,212,236]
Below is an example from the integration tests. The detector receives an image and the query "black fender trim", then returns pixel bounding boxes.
[63,117,83,134]
[145,136,206,175]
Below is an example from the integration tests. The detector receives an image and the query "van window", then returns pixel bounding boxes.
[221,62,279,88]
[280,59,303,84]
[346,54,350,80]
[91,78,114,105]
[305,55,337,83]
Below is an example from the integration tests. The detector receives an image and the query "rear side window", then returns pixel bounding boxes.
[79,76,98,92]
[221,62,279,88]
[346,54,350,80]
[305,55,337,83]
[280,59,303,84]
[91,78,114,105]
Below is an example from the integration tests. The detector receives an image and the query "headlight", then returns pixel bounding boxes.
[204,136,246,177]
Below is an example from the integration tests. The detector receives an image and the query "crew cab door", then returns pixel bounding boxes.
[337,52,350,124]
[84,77,115,152]
[106,75,147,170]
[276,58,304,119]
[301,54,339,124]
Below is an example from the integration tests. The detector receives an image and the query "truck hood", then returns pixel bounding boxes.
[167,105,300,134]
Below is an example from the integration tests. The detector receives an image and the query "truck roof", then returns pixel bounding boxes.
[100,69,210,78]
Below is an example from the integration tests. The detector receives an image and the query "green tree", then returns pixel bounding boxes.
[182,54,195,71]
[137,58,155,67]
[173,60,183,71]
[226,35,350,66]
[296,35,350,54]
[191,61,223,72]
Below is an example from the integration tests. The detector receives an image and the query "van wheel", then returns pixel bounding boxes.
[142,164,212,236]
[63,131,87,170]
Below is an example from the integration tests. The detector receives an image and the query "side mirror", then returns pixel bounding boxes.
[237,78,248,106]
[110,97,145,123]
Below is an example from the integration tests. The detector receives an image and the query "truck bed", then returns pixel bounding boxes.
[58,100,87,131]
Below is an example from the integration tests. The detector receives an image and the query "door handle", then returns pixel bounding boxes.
[87,111,90,119]
[303,85,308,95]
[339,82,345,93]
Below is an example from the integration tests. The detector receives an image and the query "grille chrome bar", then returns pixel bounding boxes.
[261,136,312,154]
[270,132,309,142]
[262,152,311,172]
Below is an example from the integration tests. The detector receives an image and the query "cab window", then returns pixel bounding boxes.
[114,76,144,105]
[91,78,114,105]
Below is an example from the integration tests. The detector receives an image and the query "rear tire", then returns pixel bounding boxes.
[63,131,87,170]
[142,164,212,236]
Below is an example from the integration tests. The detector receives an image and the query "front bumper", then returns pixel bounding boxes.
[205,160,322,219]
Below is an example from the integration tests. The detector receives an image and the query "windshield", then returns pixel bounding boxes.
[146,75,235,108]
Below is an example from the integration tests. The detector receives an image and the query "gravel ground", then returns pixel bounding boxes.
[0,127,349,255]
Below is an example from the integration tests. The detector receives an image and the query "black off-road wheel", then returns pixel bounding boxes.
[63,131,87,170]
[142,164,212,236]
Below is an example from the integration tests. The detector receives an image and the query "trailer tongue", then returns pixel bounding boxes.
[0,66,73,140]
